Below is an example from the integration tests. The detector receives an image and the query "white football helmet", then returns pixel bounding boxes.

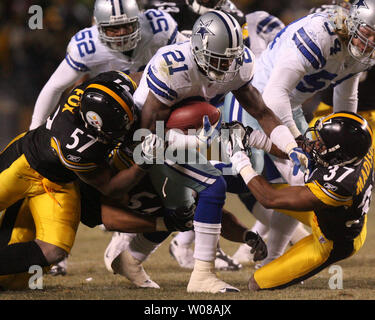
[191,10,244,82]
[94,0,141,52]
[346,0,375,65]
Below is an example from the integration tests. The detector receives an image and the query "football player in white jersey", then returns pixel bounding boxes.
[144,0,284,271]
[129,10,307,293]
[29,0,186,130]
[225,10,312,265]
[223,0,375,268]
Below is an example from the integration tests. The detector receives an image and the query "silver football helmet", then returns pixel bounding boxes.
[187,0,228,15]
[191,10,244,82]
[94,0,141,52]
[346,0,375,65]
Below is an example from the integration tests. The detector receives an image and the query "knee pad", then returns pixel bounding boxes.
[194,176,227,224]
[199,176,227,204]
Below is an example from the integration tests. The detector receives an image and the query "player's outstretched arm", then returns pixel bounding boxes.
[244,174,323,212]
[232,84,283,138]
[76,164,146,204]
[232,84,309,173]
[101,202,194,233]
[30,59,83,130]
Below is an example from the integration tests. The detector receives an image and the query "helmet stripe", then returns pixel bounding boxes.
[323,112,373,139]
[86,83,134,122]
[210,11,233,48]
[110,0,116,15]
[118,0,124,15]
[117,71,138,91]
[224,11,241,47]
[111,0,121,16]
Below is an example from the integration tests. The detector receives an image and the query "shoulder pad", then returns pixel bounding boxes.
[306,165,355,206]
[66,27,101,72]
[142,9,179,45]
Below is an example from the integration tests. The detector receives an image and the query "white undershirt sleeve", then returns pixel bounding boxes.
[29,59,85,130]
[261,50,308,137]
[333,73,360,113]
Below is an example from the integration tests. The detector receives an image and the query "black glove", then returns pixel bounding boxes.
[244,230,267,262]
[162,204,195,232]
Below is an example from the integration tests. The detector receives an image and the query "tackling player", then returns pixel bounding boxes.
[225,111,373,290]
[0,71,142,281]
[223,0,375,268]
[30,0,186,276]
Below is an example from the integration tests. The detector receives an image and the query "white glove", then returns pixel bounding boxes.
[230,151,252,174]
[140,133,164,166]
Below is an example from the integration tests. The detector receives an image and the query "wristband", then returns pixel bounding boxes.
[270,125,296,154]
[239,165,259,184]
[288,123,302,139]
[230,151,252,174]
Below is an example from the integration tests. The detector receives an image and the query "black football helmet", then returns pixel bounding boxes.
[80,71,138,145]
[303,112,373,167]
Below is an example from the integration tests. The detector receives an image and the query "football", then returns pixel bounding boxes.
[166,101,220,133]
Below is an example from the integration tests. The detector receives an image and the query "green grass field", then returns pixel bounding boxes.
[2,193,375,301]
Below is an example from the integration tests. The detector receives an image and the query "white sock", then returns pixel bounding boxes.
[193,222,221,261]
[127,233,161,262]
[261,210,299,266]
[251,202,273,226]
[174,230,195,246]
[250,219,269,239]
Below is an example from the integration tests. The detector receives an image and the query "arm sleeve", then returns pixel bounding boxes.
[29,59,85,130]
[333,73,361,113]
[261,49,307,136]
[248,129,272,152]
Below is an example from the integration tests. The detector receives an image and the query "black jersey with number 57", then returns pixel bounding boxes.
[305,148,374,241]
[23,83,114,183]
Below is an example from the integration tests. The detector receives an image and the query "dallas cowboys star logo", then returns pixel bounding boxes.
[195,19,215,40]
[355,0,369,9]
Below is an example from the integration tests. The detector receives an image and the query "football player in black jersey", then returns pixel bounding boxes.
[225,111,373,290]
[0,70,148,280]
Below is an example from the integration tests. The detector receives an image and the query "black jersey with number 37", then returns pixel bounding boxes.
[305,148,374,241]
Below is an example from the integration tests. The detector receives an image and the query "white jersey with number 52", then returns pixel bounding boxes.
[66,9,181,76]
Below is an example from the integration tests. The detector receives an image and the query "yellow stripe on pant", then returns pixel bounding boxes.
[0,154,81,253]
[254,207,367,289]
